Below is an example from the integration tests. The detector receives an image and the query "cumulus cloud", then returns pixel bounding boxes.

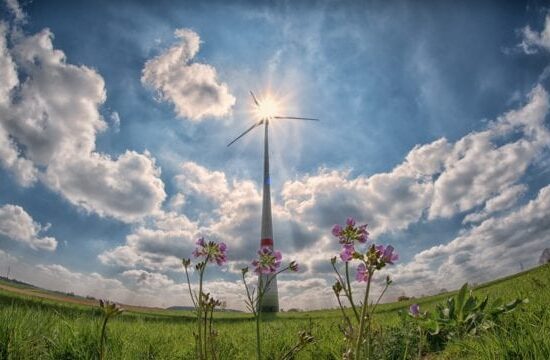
[99,161,261,270]
[519,13,550,54]
[98,161,326,284]
[392,184,550,296]
[0,18,166,221]
[0,249,190,308]
[429,85,549,218]
[282,167,434,237]
[44,151,165,222]
[0,23,37,186]
[462,184,527,224]
[32,264,187,307]
[121,269,176,289]
[142,28,235,121]
[281,85,550,236]
[0,204,57,251]
[99,211,198,271]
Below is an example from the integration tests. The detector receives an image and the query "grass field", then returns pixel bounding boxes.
[0,264,549,359]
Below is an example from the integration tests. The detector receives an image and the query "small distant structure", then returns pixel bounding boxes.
[539,248,550,265]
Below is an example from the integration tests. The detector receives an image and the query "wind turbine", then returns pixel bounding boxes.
[227,91,318,312]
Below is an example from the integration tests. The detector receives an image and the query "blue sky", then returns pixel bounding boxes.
[1,0,550,309]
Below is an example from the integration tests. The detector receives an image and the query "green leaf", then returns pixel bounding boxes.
[424,319,440,335]
[462,295,477,320]
[455,283,468,320]
[491,297,504,309]
[446,298,455,320]
[474,296,488,312]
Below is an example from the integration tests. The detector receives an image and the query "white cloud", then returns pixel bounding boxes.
[282,167,434,237]
[463,184,527,224]
[174,161,229,201]
[278,277,333,310]
[98,211,198,271]
[4,0,26,23]
[36,264,123,292]
[110,111,121,133]
[429,85,549,218]
[168,192,186,210]
[0,204,57,251]
[98,161,261,270]
[392,184,550,296]
[0,22,37,186]
[142,28,235,121]
[0,21,166,222]
[121,269,175,289]
[519,14,550,54]
[98,161,325,287]
[31,264,185,307]
[279,84,549,236]
[0,23,17,105]
[44,151,166,222]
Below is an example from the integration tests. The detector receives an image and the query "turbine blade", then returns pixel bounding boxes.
[273,116,320,121]
[250,91,260,107]
[227,122,262,147]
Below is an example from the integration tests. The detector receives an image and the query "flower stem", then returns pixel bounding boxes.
[355,267,372,360]
[197,272,204,360]
[418,326,423,359]
[203,303,208,358]
[370,281,390,317]
[255,276,263,360]
[197,256,209,360]
[345,262,360,322]
[335,293,353,332]
[184,266,197,308]
[99,315,109,360]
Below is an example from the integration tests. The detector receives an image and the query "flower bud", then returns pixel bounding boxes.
[298,330,315,344]
[331,256,337,265]
[289,261,299,272]
[241,267,249,275]
[99,299,124,318]
[332,280,343,295]
[182,258,191,268]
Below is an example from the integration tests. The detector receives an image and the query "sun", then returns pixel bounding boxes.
[255,96,280,119]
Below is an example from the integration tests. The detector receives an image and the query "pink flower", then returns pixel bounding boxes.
[357,224,369,243]
[356,263,369,282]
[332,224,343,237]
[331,218,369,245]
[252,246,282,274]
[340,243,355,262]
[192,238,228,266]
[409,303,420,317]
[376,245,398,265]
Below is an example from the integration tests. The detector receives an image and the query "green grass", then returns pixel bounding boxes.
[0,264,549,359]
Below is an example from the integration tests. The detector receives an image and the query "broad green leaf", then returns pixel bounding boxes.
[455,283,468,319]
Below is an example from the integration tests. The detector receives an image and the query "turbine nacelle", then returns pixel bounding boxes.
[227,91,319,147]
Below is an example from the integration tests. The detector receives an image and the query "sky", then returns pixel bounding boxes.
[1,0,550,310]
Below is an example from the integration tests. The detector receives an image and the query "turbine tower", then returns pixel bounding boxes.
[227,91,318,312]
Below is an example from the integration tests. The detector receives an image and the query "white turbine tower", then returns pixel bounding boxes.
[227,91,318,312]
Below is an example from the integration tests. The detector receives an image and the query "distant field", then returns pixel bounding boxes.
[0,264,549,359]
